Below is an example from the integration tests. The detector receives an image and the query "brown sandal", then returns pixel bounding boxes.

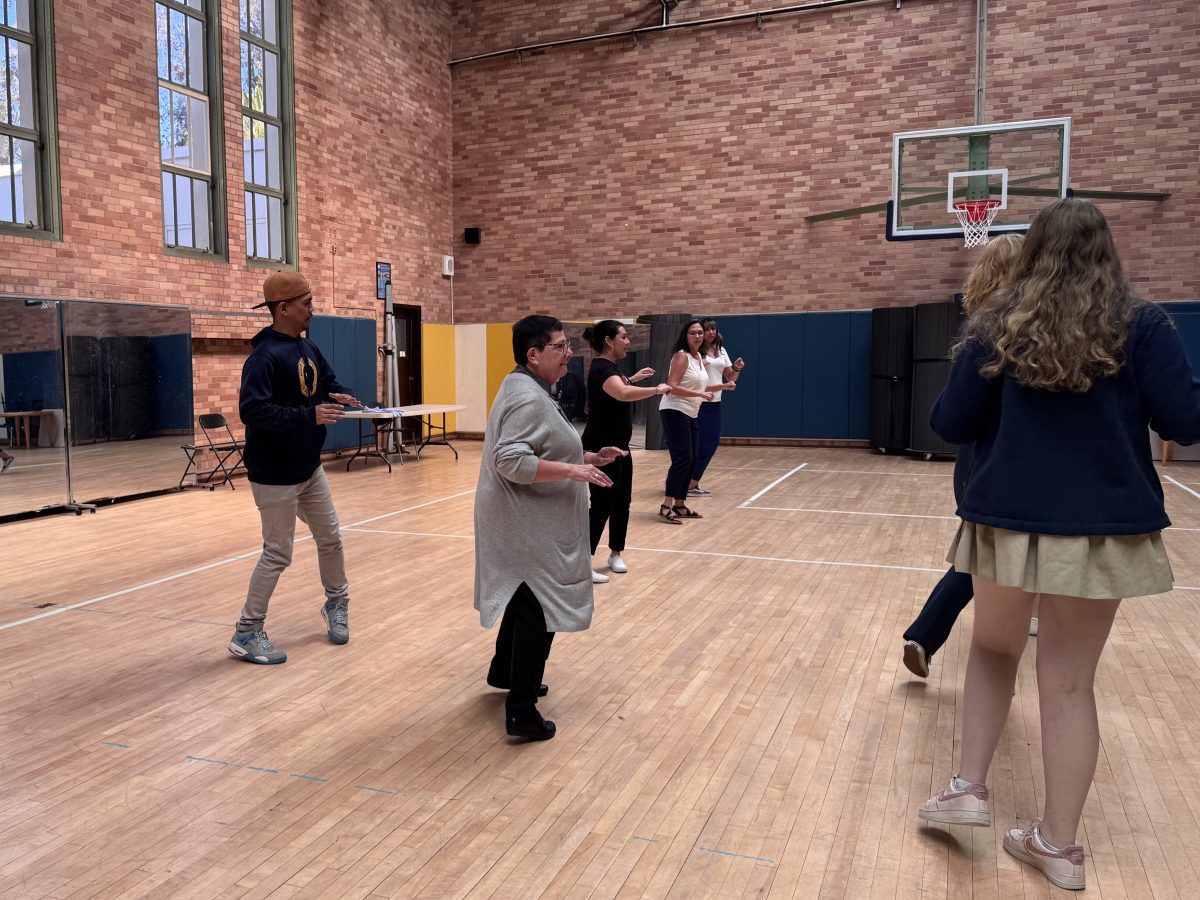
[658,504,683,524]
[674,505,703,518]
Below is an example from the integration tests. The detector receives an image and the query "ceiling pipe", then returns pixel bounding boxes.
[450,0,890,68]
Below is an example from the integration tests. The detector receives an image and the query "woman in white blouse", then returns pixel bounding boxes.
[657,320,722,523]
[688,318,746,496]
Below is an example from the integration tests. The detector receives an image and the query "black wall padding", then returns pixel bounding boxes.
[638,313,695,451]
[66,335,154,443]
[869,307,914,452]
[908,301,965,455]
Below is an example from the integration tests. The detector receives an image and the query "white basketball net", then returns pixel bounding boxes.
[953,200,1002,248]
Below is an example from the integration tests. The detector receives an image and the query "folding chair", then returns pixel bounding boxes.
[180,413,246,490]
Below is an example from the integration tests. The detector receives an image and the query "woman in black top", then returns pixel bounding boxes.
[581,321,671,578]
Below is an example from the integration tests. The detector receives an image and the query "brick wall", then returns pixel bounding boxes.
[0,0,452,415]
[449,0,1199,322]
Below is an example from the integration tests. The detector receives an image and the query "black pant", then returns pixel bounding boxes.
[903,566,974,659]
[489,582,555,718]
[660,409,698,502]
[589,452,633,553]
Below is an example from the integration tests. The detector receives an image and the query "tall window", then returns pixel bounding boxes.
[0,0,59,237]
[156,0,223,254]
[240,0,292,264]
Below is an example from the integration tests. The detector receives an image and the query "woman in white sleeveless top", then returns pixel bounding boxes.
[688,318,746,496]
[657,320,722,523]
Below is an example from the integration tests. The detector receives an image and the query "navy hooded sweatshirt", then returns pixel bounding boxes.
[239,326,351,485]
[931,302,1200,535]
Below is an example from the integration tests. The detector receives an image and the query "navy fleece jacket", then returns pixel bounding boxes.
[239,326,351,485]
[931,302,1200,535]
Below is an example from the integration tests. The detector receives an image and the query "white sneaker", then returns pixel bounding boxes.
[1029,617,1039,636]
[607,554,628,574]
[592,570,609,584]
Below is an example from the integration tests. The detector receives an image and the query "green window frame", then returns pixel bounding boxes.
[0,0,61,240]
[156,0,226,258]
[240,0,296,267]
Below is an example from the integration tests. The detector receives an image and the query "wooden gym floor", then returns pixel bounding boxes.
[1,445,1198,899]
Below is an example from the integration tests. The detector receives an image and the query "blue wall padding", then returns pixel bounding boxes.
[2,350,65,410]
[713,311,871,440]
[309,315,378,452]
[148,333,193,431]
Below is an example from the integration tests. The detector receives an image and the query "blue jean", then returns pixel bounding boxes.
[691,401,722,484]
[660,409,698,502]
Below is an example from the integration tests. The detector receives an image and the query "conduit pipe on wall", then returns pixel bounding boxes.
[449,0,895,68]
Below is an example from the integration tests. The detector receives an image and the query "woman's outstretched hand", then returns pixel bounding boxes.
[591,446,630,466]
[569,464,614,487]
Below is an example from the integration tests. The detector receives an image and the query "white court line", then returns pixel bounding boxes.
[344,527,473,540]
[801,467,953,478]
[0,488,476,633]
[743,505,958,521]
[1162,473,1200,502]
[738,463,808,509]
[625,545,947,575]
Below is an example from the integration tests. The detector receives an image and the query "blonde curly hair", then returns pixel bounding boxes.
[962,233,1023,316]
[962,198,1142,393]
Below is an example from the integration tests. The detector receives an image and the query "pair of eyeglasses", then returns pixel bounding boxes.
[544,340,575,354]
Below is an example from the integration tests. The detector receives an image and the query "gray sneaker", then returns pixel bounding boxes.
[322,601,349,644]
[228,630,287,664]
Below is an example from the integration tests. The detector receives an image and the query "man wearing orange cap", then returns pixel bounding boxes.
[229,271,363,665]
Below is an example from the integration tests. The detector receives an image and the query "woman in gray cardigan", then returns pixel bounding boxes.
[475,316,627,740]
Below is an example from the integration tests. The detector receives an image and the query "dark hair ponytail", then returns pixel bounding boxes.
[586,319,624,352]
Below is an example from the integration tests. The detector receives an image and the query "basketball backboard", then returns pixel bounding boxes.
[888,117,1071,241]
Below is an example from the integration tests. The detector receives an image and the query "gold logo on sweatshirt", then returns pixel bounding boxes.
[298,356,317,398]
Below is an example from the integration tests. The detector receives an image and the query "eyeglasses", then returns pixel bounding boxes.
[543,339,574,354]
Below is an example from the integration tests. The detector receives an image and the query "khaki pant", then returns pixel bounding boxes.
[237,466,349,632]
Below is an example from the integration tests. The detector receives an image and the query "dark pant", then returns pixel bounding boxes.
[589,452,633,553]
[489,582,555,718]
[903,566,975,659]
[691,401,722,484]
[660,409,698,502]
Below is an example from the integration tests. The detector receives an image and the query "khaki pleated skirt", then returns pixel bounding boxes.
[948,521,1173,599]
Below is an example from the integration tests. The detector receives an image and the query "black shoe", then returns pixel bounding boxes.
[486,673,549,697]
[506,713,556,741]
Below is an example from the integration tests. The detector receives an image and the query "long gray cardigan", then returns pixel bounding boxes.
[473,368,594,632]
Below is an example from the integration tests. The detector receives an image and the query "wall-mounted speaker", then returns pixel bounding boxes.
[464,227,481,245]
[441,255,455,277]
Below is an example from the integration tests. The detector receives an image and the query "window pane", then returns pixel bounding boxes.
[158,87,173,162]
[192,178,210,251]
[0,38,8,126]
[187,14,205,91]
[247,0,262,38]
[8,37,33,129]
[239,0,246,33]
[264,49,278,118]
[251,118,265,185]
[265,122,280,190]
[263,0,277,44]
[171,90,191,168]
[254,192,269,259]
[175,171,193,247]
[249,44,264,113]
[5,1,32,33]
[169,9,187,85]
[186,0,204,10]
[239,39,249,107]
[162,171,175,245]
[268,195,282,261]
[244,190,253,256]
[188,95,209,172]
[155,5,169,80]
[242,115,253,181]
[14,136,37,227]
[0,137,13,223]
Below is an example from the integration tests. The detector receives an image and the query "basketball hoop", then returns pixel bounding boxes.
[952,199,1002,248]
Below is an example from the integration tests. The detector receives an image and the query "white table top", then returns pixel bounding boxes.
[342,404,466,419]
